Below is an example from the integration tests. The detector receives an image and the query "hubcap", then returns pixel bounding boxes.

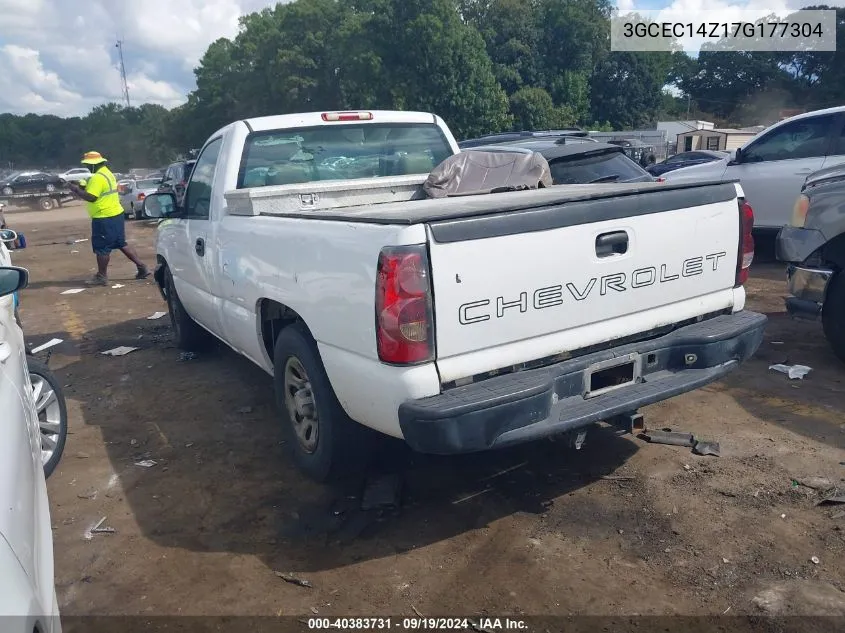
[30,373,62,466]
[283,356,318,453]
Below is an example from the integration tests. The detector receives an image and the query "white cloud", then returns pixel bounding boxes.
[0,0,283,116]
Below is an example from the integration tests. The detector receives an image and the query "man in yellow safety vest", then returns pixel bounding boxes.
[67,151,150,286]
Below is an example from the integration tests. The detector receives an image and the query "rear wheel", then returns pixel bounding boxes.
[45,183,56,192]
[165,267,213,352]
[28,359,68,478]
[38,197,54,210]
[822,272,845,364]
[273,322,376,482]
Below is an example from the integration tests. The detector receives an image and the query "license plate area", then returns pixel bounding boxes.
[583,353,641,399]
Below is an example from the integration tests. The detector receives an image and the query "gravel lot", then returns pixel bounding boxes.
[6,203,845,624]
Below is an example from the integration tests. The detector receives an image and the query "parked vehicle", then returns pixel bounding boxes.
[141,109,765,483]
[0,232,63,632]
[465,140,655,184]
[120,178,165,219]
[776,164,845,362]
[459,129,595,149]
[58,167,90,184]
[646,150,729,177]
[1,171,65,196]
[663,106,845,232]
[0,190,72,211]
[157,159,197,204]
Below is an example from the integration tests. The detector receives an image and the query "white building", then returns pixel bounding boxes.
[656,120,715,152]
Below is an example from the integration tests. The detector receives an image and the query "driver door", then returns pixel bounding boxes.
[163,138,224,336]
[723,113,838,229]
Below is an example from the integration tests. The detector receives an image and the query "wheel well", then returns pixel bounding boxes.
[820,232,845,271]
[259,299,304,359]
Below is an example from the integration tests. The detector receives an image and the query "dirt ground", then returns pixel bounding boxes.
[5,202,845,622]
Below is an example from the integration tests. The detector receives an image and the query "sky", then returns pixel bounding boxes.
[0,0,837,118]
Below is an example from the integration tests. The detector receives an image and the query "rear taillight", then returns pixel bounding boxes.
[655,177,665,182]
[137,192,146,201]
[375,245,434,364]
[735,200,754,286]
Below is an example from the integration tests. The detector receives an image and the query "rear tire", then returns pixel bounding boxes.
[27,358,68,478]
[822,272,845,364]
[38,197,54,210]
[273,322,376,482]
[164,267,213,352]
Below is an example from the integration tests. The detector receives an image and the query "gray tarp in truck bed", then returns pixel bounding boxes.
[422,150,553,198]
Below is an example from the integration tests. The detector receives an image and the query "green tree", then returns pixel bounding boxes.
[509,86,574,130]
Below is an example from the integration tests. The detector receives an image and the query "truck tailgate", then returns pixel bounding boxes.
[426,182,741,382]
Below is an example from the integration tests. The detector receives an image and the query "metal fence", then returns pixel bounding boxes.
[588,130,674,160]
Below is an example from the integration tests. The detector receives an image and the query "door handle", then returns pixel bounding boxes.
[794,169,812,175]
[596,230,629,257]
[195,238,205,257]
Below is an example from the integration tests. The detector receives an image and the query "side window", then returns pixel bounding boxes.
[829,118,845,156]
[743,115,834,163]
[183,138,223,220]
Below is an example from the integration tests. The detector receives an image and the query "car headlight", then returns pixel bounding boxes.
[790,193,809,228]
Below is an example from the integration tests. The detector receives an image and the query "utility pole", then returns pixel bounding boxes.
[115,39,131,108]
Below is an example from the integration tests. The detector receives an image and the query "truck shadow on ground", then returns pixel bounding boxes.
[42,319,642,573]
[718,310,845,450]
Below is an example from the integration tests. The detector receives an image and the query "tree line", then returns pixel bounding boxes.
[2,0,844,171]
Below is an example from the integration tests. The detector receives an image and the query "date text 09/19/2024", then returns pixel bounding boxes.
[307,618,528,630]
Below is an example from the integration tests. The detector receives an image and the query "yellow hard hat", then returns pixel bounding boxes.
[81,151,107,165]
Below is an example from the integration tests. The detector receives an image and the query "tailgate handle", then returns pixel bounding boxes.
[595,231,628,257]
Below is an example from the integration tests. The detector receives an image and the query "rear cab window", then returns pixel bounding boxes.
[237,123,454,189]
[548,150,651,184]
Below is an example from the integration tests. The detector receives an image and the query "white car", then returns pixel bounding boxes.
[0,230,64,632]
[663,105,845,232]
[58,168,90,183]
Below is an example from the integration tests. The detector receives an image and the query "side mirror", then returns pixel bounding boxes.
[0,266,28,298]
[142,192,177,219]
[0,229,16,243]
[730,148,743,165]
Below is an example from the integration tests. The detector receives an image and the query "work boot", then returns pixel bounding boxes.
[86,273,108,286]
[135,265,151,280]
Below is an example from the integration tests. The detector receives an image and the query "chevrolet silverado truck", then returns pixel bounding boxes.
[141,110,766,482]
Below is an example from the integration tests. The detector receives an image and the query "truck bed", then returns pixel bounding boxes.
[225,178,739,226]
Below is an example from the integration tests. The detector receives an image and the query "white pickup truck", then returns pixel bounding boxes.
[142,110,766,482]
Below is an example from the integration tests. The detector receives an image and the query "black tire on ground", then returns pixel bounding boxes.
[27,358,68,478]
[273,321,377,482]
[164,267,213,352]
[822,272,845,364]
[38,197,54,210]
[134,203,142,221]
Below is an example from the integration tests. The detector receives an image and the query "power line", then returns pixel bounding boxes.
[115,39,131,108]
